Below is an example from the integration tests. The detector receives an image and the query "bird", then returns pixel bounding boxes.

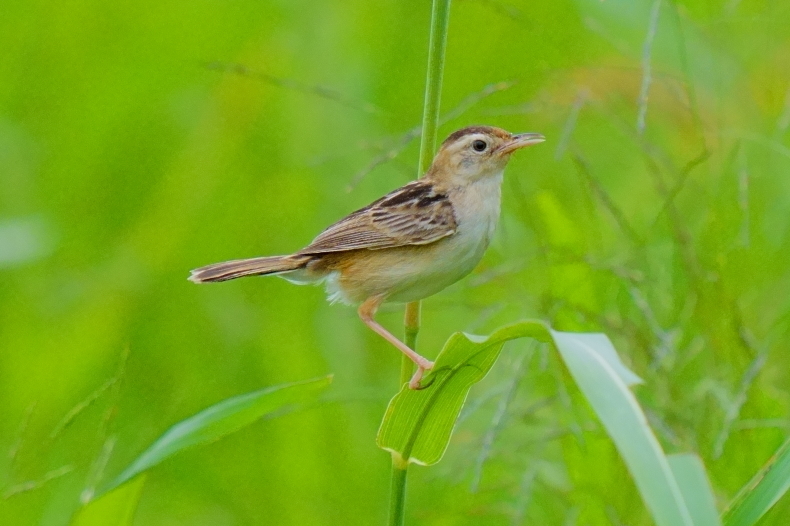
[189,125,544,389]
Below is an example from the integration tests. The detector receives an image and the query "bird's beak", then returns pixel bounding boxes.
[498,133,545,155]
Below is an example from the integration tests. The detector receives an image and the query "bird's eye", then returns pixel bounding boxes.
[472,140,487,152]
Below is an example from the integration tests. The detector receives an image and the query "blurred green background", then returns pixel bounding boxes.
[2,0,789,524]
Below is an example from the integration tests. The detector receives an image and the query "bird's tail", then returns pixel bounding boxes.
[188,254,311,283]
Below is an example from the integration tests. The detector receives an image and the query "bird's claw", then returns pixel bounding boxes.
[408,360,435,390]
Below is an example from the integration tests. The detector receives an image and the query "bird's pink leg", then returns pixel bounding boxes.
[358,295,434,389]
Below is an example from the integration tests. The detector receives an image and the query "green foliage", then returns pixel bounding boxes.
[106,375,331,493]
[724,438,790,526]
[378,322,549,467]
[380,322,743,526]
[668,454,721,526]
[552,330,700,526]
[64,376,331,524]
[70,476,147,526]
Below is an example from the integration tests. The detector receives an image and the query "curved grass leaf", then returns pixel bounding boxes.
[377,321,642,467]
[723,437,790,526]
[552,330,694,526]
[71,474,147,526]
[378,322,705,526]
[668,453,722,526]
[377,321,551,467]
[105,375,332,493]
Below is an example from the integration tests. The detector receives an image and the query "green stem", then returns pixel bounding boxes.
[400,301,421,385]
[389,464,408,526]
[390,1,452,525]
[418,0,452,176]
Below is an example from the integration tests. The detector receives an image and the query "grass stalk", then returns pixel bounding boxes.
[401,301,421,385]
[390,0,452,524]
[417,0,451,175]
[388,462,408,526]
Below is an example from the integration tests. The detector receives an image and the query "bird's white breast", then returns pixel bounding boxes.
[442,171,503,271]
[451,172,503,246]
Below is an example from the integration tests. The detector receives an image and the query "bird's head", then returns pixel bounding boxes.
[427,125,544,184]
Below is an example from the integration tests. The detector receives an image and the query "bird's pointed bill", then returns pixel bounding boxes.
[498,133,545,154]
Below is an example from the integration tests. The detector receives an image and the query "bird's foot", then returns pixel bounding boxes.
[408,360,435,390]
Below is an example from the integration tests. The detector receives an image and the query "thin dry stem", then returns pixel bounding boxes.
[637,0,662,135]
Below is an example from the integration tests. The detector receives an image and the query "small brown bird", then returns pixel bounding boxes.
[189,126,544,389]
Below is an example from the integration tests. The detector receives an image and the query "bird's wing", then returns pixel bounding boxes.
[298,181,457,254]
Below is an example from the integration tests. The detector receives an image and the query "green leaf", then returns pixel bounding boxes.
[723,437,790,526]
[377,322,711,526]
[105,375,332,493]
[71,475,147,526]
[377,321,551,467]
[376,322,645,468]
[668,453,722,526]
[551,330,694,526]
[551,331,642,386]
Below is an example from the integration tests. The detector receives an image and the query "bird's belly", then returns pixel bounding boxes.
[327,223,492,305]
[386,238,484,303]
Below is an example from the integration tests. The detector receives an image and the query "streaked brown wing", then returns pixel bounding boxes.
[297,181,457,255]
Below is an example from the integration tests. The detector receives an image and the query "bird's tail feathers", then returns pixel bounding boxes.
[188,255,311,283]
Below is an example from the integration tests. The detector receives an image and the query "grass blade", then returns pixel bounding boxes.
[71,475,147,526]
[723,437,790,526]
[378,322,647,467]
[550,330,694,526]
[377,321,550,467]
[668,453,722,526]
[104,375,332,493]
[378,322,707,526]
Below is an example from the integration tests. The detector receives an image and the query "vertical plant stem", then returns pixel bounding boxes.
[417,0,452,175]
[390,1,452,525]
[401,302,421,385]
[389,461,408,526]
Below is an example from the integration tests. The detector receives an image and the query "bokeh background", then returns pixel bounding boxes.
[2,0,789,524]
